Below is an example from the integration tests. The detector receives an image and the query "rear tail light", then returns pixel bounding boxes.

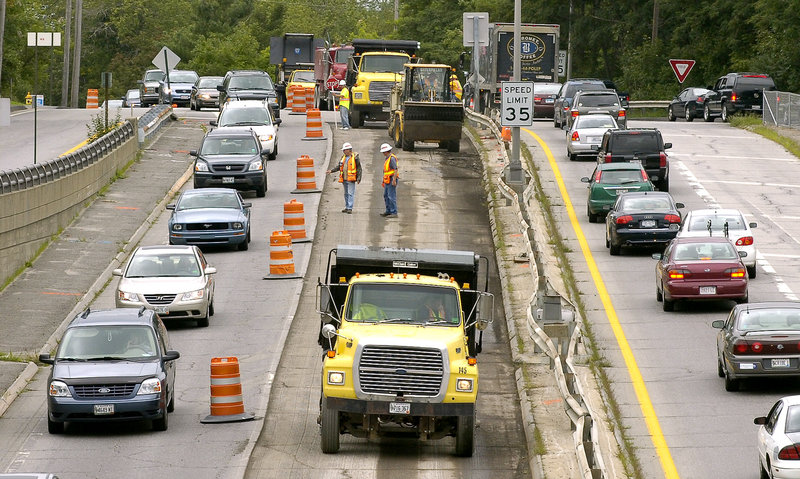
[618,110,626,118]
[604,153,612,163]
[615,215,633,225]
[736,236,754,246]
[731,93,738,102]
[571,110,579,118]
[668,269,690,279]
[534,96,542,102]
[696,97,705,104]
[572,131,580,142]
[725,267,746,279]
[659,152,667,168]
[734,340,763,355]
[664,214,681,223]
[778,445,800,460]
[594,170,602,182]
[640,170,649,181]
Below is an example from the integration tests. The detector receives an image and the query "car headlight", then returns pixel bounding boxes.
[49,380,70,397]
[162,87,172,95]
[200,93,210,100]
[118,290,139,302]
[137,378,162,395]
[232,222,243,229]
[248,160,263,171]
[258,134,274,142]
[181,289,204,301]
[327,371,345,385]
[195,160,209,172]
[172,223,183,231]
[456,378,473,392]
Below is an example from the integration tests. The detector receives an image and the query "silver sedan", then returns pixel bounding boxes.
[566,113,618,161]
[755,395,800,479]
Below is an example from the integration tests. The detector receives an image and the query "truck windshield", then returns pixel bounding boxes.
[335,49,354,63]
[410,68,448,101]
[346,283,460,326]
[360,55,408,73]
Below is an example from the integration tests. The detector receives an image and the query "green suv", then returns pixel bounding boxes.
[581,162,654,223]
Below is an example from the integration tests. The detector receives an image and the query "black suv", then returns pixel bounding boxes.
[190,127,268,197]
[553,78,607,128]
[703,72,776,122]
[217,70,280,118]
[595,128,672,191]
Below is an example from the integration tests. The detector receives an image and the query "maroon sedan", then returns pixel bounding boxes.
[654,236,748,311]
[533,82,561,118]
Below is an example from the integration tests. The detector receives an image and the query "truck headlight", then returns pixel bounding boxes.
[248,160,263,171]
[456,378,473,392]
[327,371,345,385]
[137,378,162,395]
[49,380,70,397]
[195,160,209,172]
[258,134,274,143]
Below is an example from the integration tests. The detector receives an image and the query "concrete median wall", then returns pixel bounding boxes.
[0,134,139,286]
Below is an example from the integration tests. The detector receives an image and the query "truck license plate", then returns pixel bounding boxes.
[772,358,791,368]
[699,286,716,295]
[94,404,114,415]
[154,306,169,314]
[222,177,234,184]
[389,402,410,414]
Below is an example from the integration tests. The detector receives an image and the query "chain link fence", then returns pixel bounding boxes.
[763,91,800,128]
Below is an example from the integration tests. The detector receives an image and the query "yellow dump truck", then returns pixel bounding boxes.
[345,39,420,127]
[317,245,493,456]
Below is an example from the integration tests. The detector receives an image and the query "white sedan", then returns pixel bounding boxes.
[565,113,618,161]
[677,208,758,278]
[756,395,800,479]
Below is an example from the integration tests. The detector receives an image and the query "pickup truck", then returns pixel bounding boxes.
[702,72,776,122]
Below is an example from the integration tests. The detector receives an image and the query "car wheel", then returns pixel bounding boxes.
[662,296,674,312]
[168,238,174,245]
[718,359,725,378]
[703,104,714,122]
[736,291,749,304]
[724,369,740,392]
[657,178,669,192]
[394,122,402,148]
[668,106,676,121]
[721,102,729,122]
[554,114,562,129]
[197,308,210,327]
[48,416,64,434]
[588,207,598,224]
[685,105,694,122]
[190,99,195,111]
[269,143,278,161]
[748,264,757,279]
[656,284,663,302]
[167,393,175,412]
[447,139,460,153]
[760,458,771,479]
[238,238,249,251]
[152,408,169,431]
[569,152,577,161]
[402,131,414,152]
[256,182,266,198]
[455,410,475,457]
[609,241,620,256]
[605,231,610,248]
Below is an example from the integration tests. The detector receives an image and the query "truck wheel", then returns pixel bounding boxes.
[402,133,414,152]
[320,397,340,454]
[394,124,402,148]
[351,110,361,129]
[455,412,475,457]
[447,139,460,152]
[721,102,730,122]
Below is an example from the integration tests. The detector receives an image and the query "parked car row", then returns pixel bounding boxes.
[668,72,776,123]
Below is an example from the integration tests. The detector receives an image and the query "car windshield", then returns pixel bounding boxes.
[126,253,201,278]
[736,309,800,333]
[599,170,644,184]
[360,54,408,73]
[200,136,259,155]
[345,283,460,326]
[292,71,315,82]
[178,192,240,210]
[534,84,561,95]
[218,107,272,127]
[127,90,140,99]
[167,71,198,83]
[576,116,616,129]
[687,214,746,232]
[735,77,775,89]
[672,242,738,261]
[198,77,223,88]
[620,196,672,212]
[229,75,274,90]
[145,71,165,82]
[577,94,619,107]
[58,325,158,360]
[566,83,605,98]
[612,133,659,154]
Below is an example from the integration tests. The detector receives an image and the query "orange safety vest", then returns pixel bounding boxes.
[383,154,398,184]
[339,88,350,109]
[339,153,358,182]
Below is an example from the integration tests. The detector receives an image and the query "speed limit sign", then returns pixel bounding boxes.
[501,81,534,127]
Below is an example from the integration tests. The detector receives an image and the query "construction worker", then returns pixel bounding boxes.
[379,143,399,218]
[326,142,361,213]
[450,73,462,101]
[338,80,351,130]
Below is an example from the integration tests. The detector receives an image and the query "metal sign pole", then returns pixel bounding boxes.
[472,16,479,111]
[507,0,523,184]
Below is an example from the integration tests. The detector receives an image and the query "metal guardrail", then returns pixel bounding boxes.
[138,104,173,145]
[627,100,669,109]
[465,108,609,479]
[0,121,135,194]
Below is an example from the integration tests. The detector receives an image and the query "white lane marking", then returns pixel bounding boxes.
[700,179,800,189]
[675,160,797,301]
[670,153,796,162]
[759,253,800,259]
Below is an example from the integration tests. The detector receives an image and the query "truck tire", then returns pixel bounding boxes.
[351,110,361,129]
[402,132,414,152]
[320,397,340,454]
[447,139,460,153]
[455,412,475,457]
[394,120,402,148]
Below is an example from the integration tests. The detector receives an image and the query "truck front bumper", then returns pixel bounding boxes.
[325,396,475,417]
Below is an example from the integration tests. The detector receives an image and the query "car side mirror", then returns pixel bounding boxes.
[217,85,225,92]
[39,353,54,365]
[711,320,725,329]
[189,150,198,157]
[112,268,123,276]
[204,266,217,275]
[275,118,282,126]
[739,251,747,258]
[675,202,685,209]
[754,416,767,425]
[749,222,757,228]
[580,177,590,183]
[163,350,180,361]
[242,202,252,208]
[664,142,672,149]
[137,80,143,85]
[261,151,269,159]
[209,120,217,127]
[166,204,175,210]
[651,253,662,260]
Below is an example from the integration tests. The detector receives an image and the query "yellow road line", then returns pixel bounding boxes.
[522,127,680,479]
[59,139,89,157]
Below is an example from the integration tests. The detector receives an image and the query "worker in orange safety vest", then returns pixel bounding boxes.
[326,142,361,213]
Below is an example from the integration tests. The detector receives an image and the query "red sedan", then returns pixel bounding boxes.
[654,236,748,311]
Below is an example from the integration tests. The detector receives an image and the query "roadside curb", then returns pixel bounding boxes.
[0,362,38,418]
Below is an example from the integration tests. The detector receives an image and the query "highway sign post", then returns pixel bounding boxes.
[500,81,534,127]
[153,46,181,96]
[669,59,695,83]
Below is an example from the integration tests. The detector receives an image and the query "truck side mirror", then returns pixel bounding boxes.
[476,292,494,330]
[321,323,337,339]
[318,284,332,314]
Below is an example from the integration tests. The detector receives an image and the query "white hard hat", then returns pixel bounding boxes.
[380,143,392,152]
[342,142,353,150]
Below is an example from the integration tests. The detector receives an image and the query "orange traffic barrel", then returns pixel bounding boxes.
[286,85,295,109]
[291,155,321,194]
[302,109,326,141]
[283,199,311,243]
[263,231,302,280]
[200,357,254,423]
[305,87,315,112]
[86,89,99,109]
[291,86,307,114]
[501,127,511,142]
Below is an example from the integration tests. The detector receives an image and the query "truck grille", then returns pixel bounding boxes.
[358,346,444,397]
[73,384,136,398]
[368,82,394,102]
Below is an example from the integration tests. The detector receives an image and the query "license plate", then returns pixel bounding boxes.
[615,189,628,196]
[699,286,716,295]
[94,404,114,415]
[640,219,656,228]
[154,306,169,314]
[545,98,554,103]
[222,177,234,184]
[389,402,410,414]
[772,358,791,368]
[752,105,761,110]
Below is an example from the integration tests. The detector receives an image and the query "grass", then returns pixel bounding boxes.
[731,115,800,158]
[0,351,39,363]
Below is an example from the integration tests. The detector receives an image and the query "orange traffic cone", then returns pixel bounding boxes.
[263,231,302,280]
[291,155,321,194]
[302,109,326,141]
[283,199,311,243]
[200,357,254,423]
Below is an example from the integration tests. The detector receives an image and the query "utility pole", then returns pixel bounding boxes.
[70,0,82,108]
[394,0,399,32]
[0,0,6,95]
[61,0,72,107]
[652,0,659,43]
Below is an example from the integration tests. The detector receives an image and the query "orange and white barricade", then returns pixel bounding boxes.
[200,357,254,423]
[263,231,302,279]
[302,109,326,141]
[283,199,310,243]
[305,87,315,112]
[291,86,307,114]
[291,155,321,194]
[86,89,99,109]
